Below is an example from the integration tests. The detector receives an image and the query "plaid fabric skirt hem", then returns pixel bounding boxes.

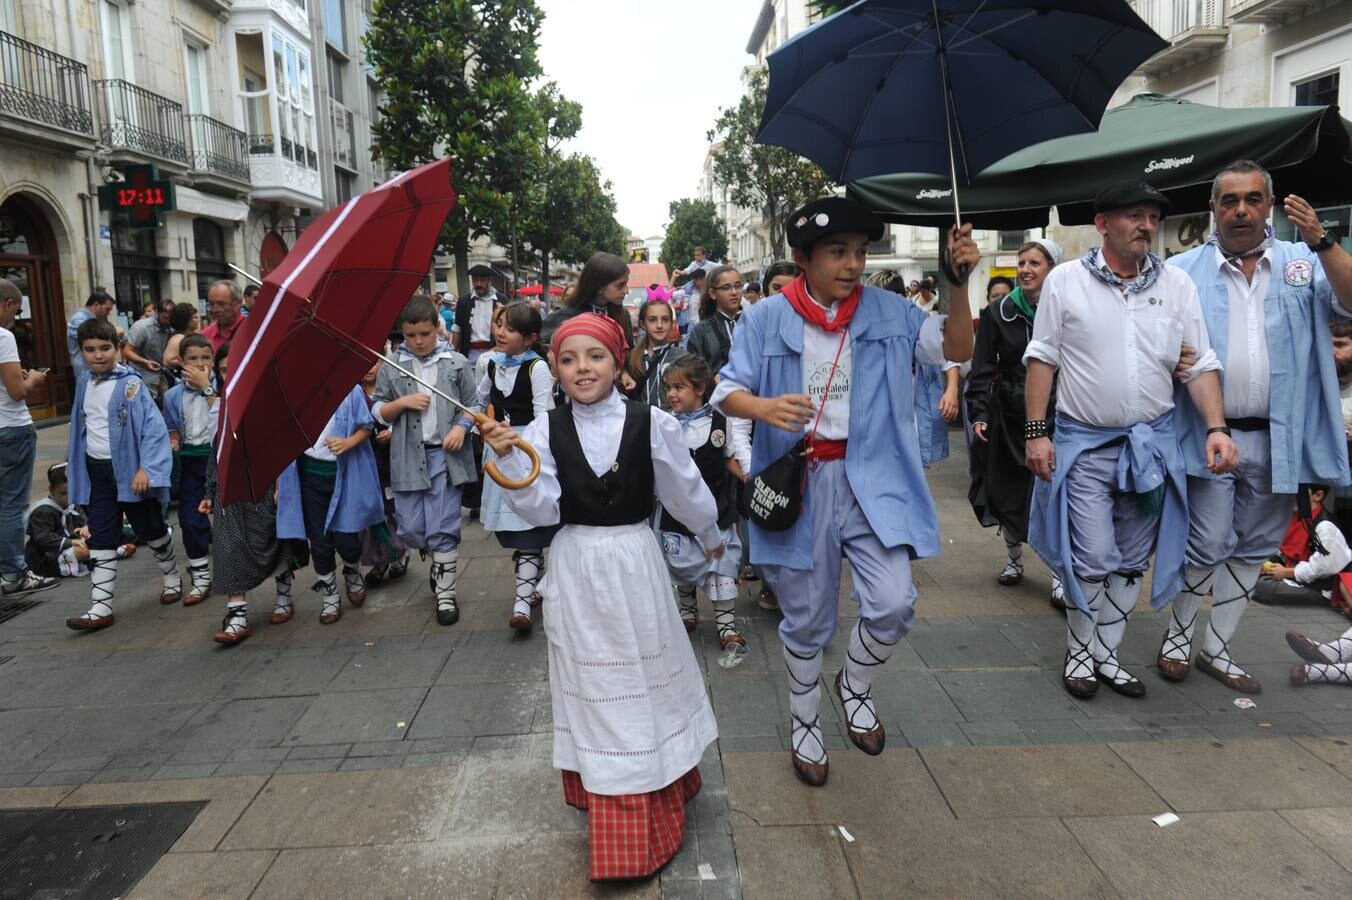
[561,767,702,881]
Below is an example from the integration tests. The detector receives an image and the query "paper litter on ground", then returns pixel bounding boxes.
[698,863,716,880]
[837,825,855,843]
[1153,812,1180,828]
[1233,698,1256,710]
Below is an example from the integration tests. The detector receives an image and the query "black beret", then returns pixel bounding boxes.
[786,197,885,249]
[467,264,497,277]
[1093,181,1172,217]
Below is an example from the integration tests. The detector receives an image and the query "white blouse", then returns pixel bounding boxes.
[498,389,723,550]
[472,356,554,423]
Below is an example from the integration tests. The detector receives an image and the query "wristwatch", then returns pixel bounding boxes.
[201,385,215,398]
[1308,228,1338,253]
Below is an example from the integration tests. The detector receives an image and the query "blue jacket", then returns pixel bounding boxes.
[162,377,220,448]
[276,385,385,534]
[67,365,172,505]
[717,287,942,567]
[1029,413,1188,613]
[914,361,950,467]
[1169,240,1349,493]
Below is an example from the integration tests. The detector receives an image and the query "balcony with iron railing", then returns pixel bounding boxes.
[1132,1,1229,77]
[94,78,188,167]
[0,29,95,146]
[185,113,250,185]
[1228,0,1317,25]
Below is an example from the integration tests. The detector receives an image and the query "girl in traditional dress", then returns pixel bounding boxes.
[200,341,309,644]
[474,301,556,632]
[966,239,1064,607]
[655,353,751,663]
[481,313,722,882]
[625,294,679,410]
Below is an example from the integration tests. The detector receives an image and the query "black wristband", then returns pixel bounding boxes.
[1206,426,1231,437]
[1024,419,1049,441]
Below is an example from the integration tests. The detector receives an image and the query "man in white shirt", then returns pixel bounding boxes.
[1160,160,1352,694]
[0,278,59,596]
[1024,181,1238,700]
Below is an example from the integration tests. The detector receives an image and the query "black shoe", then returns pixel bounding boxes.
[1095,666,1147,698]
[364,564,389,587]
[436,601,459,626]
[1062,652,1097,698]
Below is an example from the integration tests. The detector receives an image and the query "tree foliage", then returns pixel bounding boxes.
[707,68,835,260]
[807,0,851,17]
[363,0,544,293]
[660,199,728,270]
[520,153,625,290]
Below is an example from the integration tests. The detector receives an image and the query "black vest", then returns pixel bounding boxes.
[454,293,498,342]
[659,410,736,535]
[488,358,543,427]
[551,400,654,527]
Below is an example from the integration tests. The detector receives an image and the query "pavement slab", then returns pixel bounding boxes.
[61,775,270,852]
[723,749,951,827]
[920,744,1166,819]
[730,813,854,900]
[1071,810,1352,898]
[1109,737,1352,812]
[126,849,277,900]
[250,839,506,900]
[844,817,1116,899]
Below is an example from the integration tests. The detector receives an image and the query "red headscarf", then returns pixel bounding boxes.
[550,312,628,367]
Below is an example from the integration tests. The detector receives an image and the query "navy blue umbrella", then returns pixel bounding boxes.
[758,0,1167,225]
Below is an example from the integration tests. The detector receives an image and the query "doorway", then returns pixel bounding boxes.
[0,195,68,417]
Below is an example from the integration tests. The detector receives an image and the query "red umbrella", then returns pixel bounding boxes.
[218,158,539,504]
[517,283,563,297]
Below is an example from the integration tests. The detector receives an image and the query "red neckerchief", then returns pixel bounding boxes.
[781,275,861,333]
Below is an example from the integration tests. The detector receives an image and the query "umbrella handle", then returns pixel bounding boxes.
[472,411,542,490]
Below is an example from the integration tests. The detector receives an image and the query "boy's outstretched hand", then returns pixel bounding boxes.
[758,393,815,432]
[480,418,520,457]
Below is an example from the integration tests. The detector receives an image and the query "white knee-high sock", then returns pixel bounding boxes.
[1201,561,1259,678]
[431,549,458,609]
[1303,662,1352,684]
[148,531,180,591]
[83,549,119,619]
[221,598,248,636]
[841,619,898,733]
[314,569,339,614]
[342,565,364,597]
[676,584,698,622]
[273,570,294,612]
[512,551,543,617]
[1066,578,1107,680]
[187,557,211,595]
[1320,625,1352,663]
[702,574,740,643]
[784,644,825,764]
[1096,573,1143,685]
[1162,565,1214,663]
[1005,536,1023,562]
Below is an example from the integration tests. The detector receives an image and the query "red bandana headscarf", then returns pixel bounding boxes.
[781,275,862,333]
[550,312,628,367]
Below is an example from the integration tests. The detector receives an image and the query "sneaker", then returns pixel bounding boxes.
[1,572,59,597]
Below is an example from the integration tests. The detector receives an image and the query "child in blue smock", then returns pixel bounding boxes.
[713,197,979,787]
[65,317,180,630]
[161,333,218,606]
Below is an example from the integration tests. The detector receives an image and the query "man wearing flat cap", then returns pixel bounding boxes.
[1024,180,1238,701]
[1158,160,1352,694]
[454,264,505,368]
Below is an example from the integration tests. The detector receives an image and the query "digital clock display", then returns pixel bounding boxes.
[117,187,168,207]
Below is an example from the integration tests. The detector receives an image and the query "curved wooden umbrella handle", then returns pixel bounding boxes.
[474,411,541,490]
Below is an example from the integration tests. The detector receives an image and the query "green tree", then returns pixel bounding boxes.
[520,153,625,295]
[363,0,544,294]
[707,68,835,260]
[660,199,728,271]
[807,0,850,17]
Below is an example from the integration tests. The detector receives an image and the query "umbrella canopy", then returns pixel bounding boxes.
[218,158,458,504]
[758,0,1166,189]
[848,94,1352,228]
[517,283,563,297]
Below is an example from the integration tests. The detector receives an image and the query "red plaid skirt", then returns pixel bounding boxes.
[561,767,703,881]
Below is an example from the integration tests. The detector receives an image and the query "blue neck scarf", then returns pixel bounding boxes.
[490,349,540,369]
[674,405,713,426]
[1081,248,1164,294]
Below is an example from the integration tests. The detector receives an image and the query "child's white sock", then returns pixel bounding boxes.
[147,531,181,593]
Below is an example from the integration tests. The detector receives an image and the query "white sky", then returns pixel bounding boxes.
[536,0,757,238]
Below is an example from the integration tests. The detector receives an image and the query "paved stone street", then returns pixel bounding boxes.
[6,427,1352,897]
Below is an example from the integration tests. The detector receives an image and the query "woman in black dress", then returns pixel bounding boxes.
[966,238,1064,608]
